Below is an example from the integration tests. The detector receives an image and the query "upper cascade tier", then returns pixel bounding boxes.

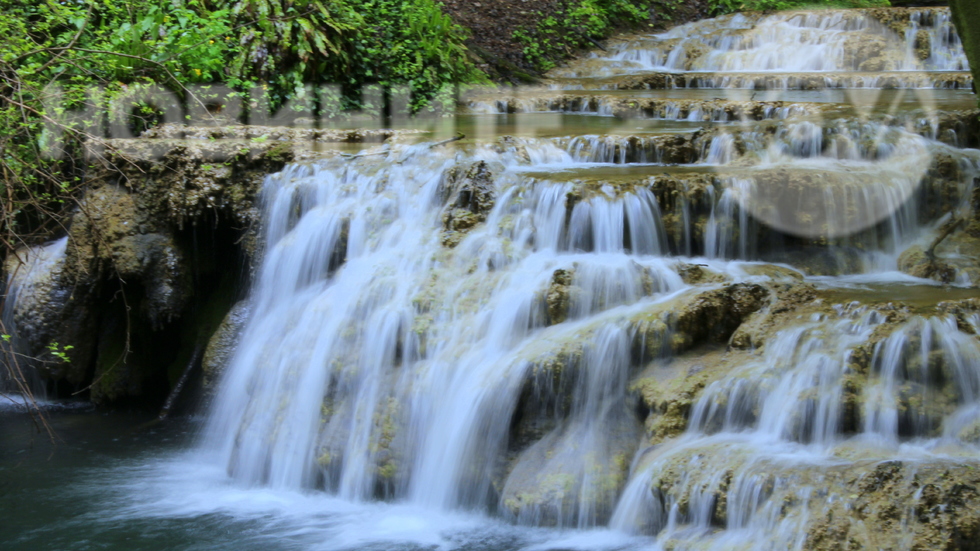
[548,8,972,90]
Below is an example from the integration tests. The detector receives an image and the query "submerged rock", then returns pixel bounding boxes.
[500,414,641,527]
[898,244,957,283]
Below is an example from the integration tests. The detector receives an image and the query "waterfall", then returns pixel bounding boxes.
[1,236,68,398]
[608,306,980,548]
[198,6,980,549]
[205,142,688,506]
[549,7,971,89]
[863,315,980,443]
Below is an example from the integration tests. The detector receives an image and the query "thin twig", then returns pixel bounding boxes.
[926,216,965,258]
[339,133,465,161]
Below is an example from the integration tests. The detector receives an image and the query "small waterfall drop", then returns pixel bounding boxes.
[1,236,68,398]
[548,7,971,89]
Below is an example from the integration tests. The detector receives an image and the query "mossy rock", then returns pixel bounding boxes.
[440,161,496,248]
[202,300,251,387]
[898,245,957,284]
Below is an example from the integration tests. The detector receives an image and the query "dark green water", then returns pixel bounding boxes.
[1,404,649,551]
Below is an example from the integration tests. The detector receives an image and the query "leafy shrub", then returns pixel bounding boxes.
[0,0,486,246]
[514,0,650,72]
[345,0,486,110]
[222,0,361,92]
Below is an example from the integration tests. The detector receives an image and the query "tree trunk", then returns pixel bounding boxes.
[949,0,980,103]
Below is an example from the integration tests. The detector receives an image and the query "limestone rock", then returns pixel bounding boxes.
[803,461,980,551]
[676,263,728,285]
[68,185,191,327]
[628,445,980,550]
[441,161,496,247]
[1,239,80,380]
[499,414,641,526]
[202,300,251,387]
[738,263,804,282]
[545,269,574,325]
[671,283,770,351]
[2,127,345,403]
[898,245,957,283]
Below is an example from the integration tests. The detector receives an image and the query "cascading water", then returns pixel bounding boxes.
[205,139,688,511]
[607,304,980,549]
[193,6,980,550]
[0,236,68,397]
[547,7,971,89]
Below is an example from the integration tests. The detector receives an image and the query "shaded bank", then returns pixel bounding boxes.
[950,0,980,98]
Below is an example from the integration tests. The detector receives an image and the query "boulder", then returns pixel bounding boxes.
[440,161,496,247]
[898,245,957,283]
[202,300,251,387]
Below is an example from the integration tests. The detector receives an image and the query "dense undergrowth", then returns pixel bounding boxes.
[513,0,652,72]
[0,0,972,253]
[0,0,484,247]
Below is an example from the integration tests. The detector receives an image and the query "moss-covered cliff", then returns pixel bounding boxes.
[950,0,980,101]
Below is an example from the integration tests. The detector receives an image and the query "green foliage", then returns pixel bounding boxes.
[514,0,650,72]
[220,0,360,103]
[6,1,236,87]
[46,342,74,363]
[102,1,234,83]
[346,0,485,110]
[0,0,486,250]
[948,0,980,106]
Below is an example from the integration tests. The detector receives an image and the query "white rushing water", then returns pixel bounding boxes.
[194,6,980,551]
[548,7,971,89]
[607,305,980,549]
[205,140,690,513]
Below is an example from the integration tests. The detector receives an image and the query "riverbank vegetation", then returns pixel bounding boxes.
[0,0,483,249]
[949,0,980,90]
[0,0,485,421]
[512,0,651,72]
